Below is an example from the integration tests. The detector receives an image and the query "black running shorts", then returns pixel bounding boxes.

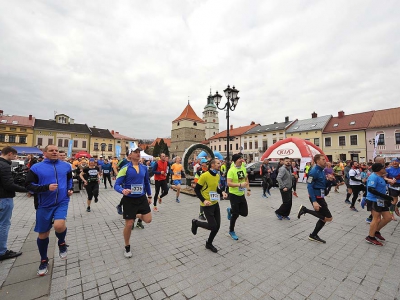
[229,193,248,217]
[366,200,389,212]
[388,188,400,198]
[309,197,332,219]
[122,195,151,220]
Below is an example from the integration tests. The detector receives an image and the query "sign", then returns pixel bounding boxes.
[348,151,361,154]
[276,149,294,156]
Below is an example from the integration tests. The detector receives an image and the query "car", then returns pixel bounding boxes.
[246,161,279,185]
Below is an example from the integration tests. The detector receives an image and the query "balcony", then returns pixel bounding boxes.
[395,145,400,150]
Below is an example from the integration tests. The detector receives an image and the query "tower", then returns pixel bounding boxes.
[170,103,206,157]
[202,91,219,139]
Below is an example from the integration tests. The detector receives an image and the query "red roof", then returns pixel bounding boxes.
[150,138,171,147]
[209,123,259,140]
[323,111,374,133]
[112,132,136,140]
[368,107,400,128]
[173,104,205,123]
[0,114,35,127]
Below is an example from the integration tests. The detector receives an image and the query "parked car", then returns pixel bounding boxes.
[246,161,279,185]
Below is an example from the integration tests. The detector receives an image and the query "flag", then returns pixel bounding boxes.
[116,145,121,158]
[67,140,73,158]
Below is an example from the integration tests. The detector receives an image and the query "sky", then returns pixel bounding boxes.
[1,0,399,139]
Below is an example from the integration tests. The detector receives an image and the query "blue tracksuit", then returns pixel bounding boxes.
[114,162,151,198]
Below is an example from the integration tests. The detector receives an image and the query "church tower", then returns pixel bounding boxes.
[170,103,206,157]
[202,91,219,139]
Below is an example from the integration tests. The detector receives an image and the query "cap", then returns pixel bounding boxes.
[89,158,95,162]
[391,158,400,162]
[232,153,243,162]
[200,158,208,164]
[371,163,385,172]
[126,146,142,156]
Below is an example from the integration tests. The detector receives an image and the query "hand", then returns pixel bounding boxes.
[161,171,165,175]
[26,193,32,198]
[395,206,400,217]
[313,201,321,211]
[68,190,73,196]
[147,197,152,204]
[222,192,228,199]
[49,183,58,191]
[388,179,396,185]
[283,187,288,192]
[247,190,251,196]
[204,200,212,206]
[240,182,248,188]
[84,181,88,186]
[122,189,131,196]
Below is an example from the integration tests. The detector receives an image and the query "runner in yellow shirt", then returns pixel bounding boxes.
[171,156,185,203]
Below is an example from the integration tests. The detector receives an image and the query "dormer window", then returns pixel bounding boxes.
[350,121,355,125]
[177,122,180,126]
[310,124,316,127]
[333,124,338,127]
[193,122,197,126]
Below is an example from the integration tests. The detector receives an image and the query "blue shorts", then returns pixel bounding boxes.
[173,180,181,186]
[34,201,69,233]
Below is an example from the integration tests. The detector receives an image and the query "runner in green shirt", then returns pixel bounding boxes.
[226,153,251,240]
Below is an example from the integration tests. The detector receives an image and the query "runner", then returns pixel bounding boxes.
[297,154,333,243]
[292,161,299,198]
[191,158,227,253]
[364,163,394,246]
[80,158,100,212]
[219,159,228,193]
[344,161,352,204]
[111,156,119,177]
[25,145,73,275]
[194,158,209,220]
[386,158,400,221]
[114,146,152,257]
[333,162,345,192]
[348,161,364,212]
[152,153,169,211]
[102,159,113,189]
[260,158,272,198]
[171,156,185,203]
[226,153,251,240]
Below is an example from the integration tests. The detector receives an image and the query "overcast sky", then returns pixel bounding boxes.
[1,0,399,139]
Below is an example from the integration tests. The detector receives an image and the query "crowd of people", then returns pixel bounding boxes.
[0,144,399,278]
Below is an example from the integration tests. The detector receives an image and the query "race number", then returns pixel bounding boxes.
[209,192,220,202]
[131,184,143,195]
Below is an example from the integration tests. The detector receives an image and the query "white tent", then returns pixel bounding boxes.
[140,151,153,160]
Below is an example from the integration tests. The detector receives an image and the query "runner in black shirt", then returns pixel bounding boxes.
[80,158,100,212]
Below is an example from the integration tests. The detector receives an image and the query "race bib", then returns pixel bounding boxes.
[377,198,385,207]
[131,184,143,195]
[175,171,181,175]
[307,176,313,183]
[239,186,246,192]
[209,192,220,201]
[103,170,110,174]
[320,189,325,198]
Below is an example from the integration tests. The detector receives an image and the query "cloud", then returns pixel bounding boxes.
[0,0,399,138]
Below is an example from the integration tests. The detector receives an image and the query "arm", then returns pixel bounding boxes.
[350,176,362,182]
[276,167,285,189]
[67,170,73,190]
[0,164,28,193]
[144,168,151,196]
[367,186,393,201]
[79,170,86,183]
[114,170,125,194]
[307,173,317,202]
[25,170,49,193]
[152,163,161,174]
[194,183,206,202]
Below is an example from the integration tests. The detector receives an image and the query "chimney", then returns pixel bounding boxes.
[250,121,255,125]
[338,111,345,118]
[0,110,3,116]
[93,125,96,128]
[29,114,32,120]
[111,130,114,134]
[230,125,233,130]
[116,131,119,134]
[285,116,289,123]
[311,112,317,118]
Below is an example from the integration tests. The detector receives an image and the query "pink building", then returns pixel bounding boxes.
[366,107,400,161]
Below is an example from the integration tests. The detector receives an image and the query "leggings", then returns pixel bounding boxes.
[350,184,364,207]
[196,203,221,244]
[229,194,248,232]
[292,177,297,192]
[85,183,99,200]
[103,173,112,187]
[154,179,168,206]
[262,177,272,194]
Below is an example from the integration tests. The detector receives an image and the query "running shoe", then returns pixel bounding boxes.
[205,242,218,253]
[297,205,307,219]
[227,207,232,220]
[104,186,107,189]
[275,213,283,220]
[360,197,366,209]
[136,221,144,229]
[153,206,158,212]
[293,191,298,197]
[159,198,162,204]
[191,219,198,235]
[229,231,239,240]
[94,198,98,203]
[116,205,123,215]
[58,243,68,259]
[283,216,290,220]
[350,207,358,212]
[37,259,49,276]
[262,194,267,198]
[110,185,113,188]
[366,217,372,224]
[345,200,351,204]
[86,207,91,212]
[176,198,180,203]
[308,234,326,244]
[0,250,22,261]
[375,232,385,241]
[124,249,133,258]
[365,236,383,246]
[199,214,206,220]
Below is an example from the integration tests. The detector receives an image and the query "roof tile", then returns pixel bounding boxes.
[368,107,400,128]
[209,123,259,140]
[173,104,205,123]
[323,111,374,133]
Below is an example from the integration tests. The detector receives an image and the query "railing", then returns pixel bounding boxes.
[395,145,400,150]
[377,145,386,150]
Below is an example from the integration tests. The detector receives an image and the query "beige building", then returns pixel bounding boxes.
[202,92,219,139]
[170,103,205,157]
[89,127,115,158]
[112,131,138,158]
[0,110,35,151]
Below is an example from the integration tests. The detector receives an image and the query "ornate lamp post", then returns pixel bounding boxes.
[212,85,240,168]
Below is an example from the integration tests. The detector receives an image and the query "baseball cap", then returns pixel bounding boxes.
[391,158,400,163]
[126,146,142,156]
[371,163,385,172]
[89,158,95,162]
[232,153,243,162]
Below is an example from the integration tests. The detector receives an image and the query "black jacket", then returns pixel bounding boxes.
[0,157,28,198]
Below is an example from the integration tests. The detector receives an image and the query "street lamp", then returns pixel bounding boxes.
[213,85,240,169]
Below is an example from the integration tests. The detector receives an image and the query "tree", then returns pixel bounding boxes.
[158,139,169,156]
[144,145,151,155]
[153,142,161,157]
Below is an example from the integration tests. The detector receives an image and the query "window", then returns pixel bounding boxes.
[236,143,238,150]
[73,140,78,147]
[214,146,216,151]
[0,134,5,142]
[339,136,346,146]
[9,135,16,143]
[48,138,53,145]
[219,145,221,151]
[249,142,252,149]
[82,141,87,148]
[224,145,226,151]
[350,135,358,145]
[314,138,320,146]
[19,135,27,144]
[325,137,331,147]
[108,144,113,151]
[255,141,258,149]
[94,143,99,151]
[350,121,355,125]
[377,133,385,145]
[396,132,400,145]
[58,139,63,147]
[230,144,232,150]
[193,122,197,126]
[64,139,68,147]
[273,139,277,144]
[38,138,43,146]
[20,128,27,132]
[333,124,338,127]
[244,143,247,150]
[10,127,16,131]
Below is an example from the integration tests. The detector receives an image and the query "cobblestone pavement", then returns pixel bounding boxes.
[1,182,400,300]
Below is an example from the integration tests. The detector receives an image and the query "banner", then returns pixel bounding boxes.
[373,134,380,159]
[67,139,73,158]
[115,145,121,158]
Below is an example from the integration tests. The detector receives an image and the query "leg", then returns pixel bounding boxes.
[262,177,267,195]
[159,180,169,199]
[85,185,93,210]
[176,184,181,199]
[0,198,14,256]
[154,181,161,206]
[37,231,50,260]
[376,211,391,232]
[123,219,134,246]
[350,186,360,208]
[369,210,381,238]
[93,184,99,202]
[276,189,292,217]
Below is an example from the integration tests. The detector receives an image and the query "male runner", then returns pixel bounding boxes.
[171,156,185,203]
[194,158,209,220]
[114,146,152,257]
[152,153,168,211]
[386,158,400,220]
[102,159,113,189]
[26,145,73,275]
[226,153,251,240]
[260,158,272,198]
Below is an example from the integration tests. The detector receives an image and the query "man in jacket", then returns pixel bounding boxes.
[275,157,293,220]
[0,146,28,261]
[26,145,73,276]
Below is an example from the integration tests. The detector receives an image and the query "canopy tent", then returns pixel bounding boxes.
[140,151,153,160]
[8,146,43,156]
[197,150,223,160]
[75,151,92,159]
